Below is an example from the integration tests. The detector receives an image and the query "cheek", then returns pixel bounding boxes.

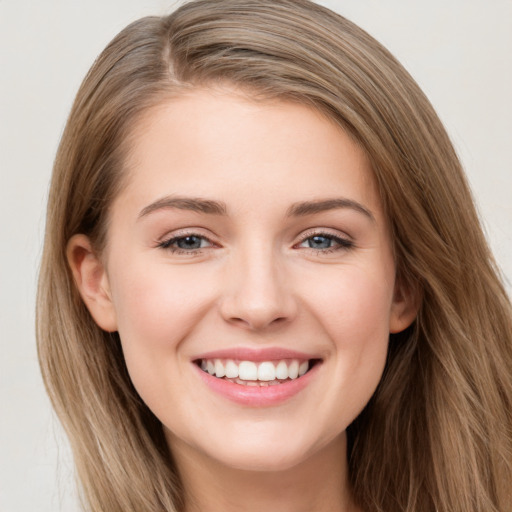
[301,265,393,411]
[108,262,217,376]
[300,261,395,343]
[107,262,221,418]
[332,277,392,345]
[331,272,393,378]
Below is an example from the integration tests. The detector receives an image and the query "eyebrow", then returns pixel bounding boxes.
[286,198,375,221]
[138,195,374,221]
[138,196,228,219]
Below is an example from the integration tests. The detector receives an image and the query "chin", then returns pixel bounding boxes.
[198,426,340,473]
[209,445,312,473]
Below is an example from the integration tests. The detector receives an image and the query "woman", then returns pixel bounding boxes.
[37,0,512,511]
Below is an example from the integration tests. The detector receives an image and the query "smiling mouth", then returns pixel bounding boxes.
[195,358,321,386]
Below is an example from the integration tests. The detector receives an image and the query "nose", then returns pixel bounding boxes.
[219,247,298,331]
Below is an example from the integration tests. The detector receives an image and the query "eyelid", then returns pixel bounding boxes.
[155,227,354,254]
[294,228,354,252]
[296,227,353,243]
[156,228,219,251]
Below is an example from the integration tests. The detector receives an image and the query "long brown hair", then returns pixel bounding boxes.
[37,1,512,510]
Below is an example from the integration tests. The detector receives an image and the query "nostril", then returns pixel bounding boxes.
[225,312,290,331]
[218,271,298,330]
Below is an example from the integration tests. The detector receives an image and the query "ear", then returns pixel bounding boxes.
[389,276,420,334]
[66,234,118,332]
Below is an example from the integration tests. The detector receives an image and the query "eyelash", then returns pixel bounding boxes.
[295,231,354,254]
[157,232,214,256]
[157,230,354,256]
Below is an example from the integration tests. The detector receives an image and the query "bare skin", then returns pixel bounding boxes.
[69,87,415,512]
[171,432,359,512]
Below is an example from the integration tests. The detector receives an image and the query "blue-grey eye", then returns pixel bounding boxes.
[158,233,214,252]
[297,233,353,252]
[175,235,205,250]
[307,235,334,249]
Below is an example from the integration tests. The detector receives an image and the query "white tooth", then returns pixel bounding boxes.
[288,360,299,379]
[275,361,288,380]
[246,381,258,386]
[225,360,239,379]
[214,359,225,378]
[268,380,280,386]
[238,361,258,380]
[207,360,215,375]
[299,361,309,376]
[200,360,208,371]
[258,362,276,381]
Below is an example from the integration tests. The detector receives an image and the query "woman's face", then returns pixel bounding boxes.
[73,88,415,472]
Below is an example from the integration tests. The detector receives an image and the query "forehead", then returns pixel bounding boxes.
[118,87,381,219]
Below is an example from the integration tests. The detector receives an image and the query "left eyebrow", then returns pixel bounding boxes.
[138,196,228,219]
[286,198,375,221]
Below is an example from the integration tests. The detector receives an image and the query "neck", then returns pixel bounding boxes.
[169,433,359,512]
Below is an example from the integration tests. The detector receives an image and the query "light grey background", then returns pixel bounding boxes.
[1,1,511,511]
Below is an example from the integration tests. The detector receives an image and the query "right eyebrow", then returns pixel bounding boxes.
[138,196,228,219]
[286,198,375,222]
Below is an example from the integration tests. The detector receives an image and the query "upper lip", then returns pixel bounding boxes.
[193,347,321,362]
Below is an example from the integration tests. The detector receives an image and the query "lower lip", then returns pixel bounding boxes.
[194,363,320,407]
